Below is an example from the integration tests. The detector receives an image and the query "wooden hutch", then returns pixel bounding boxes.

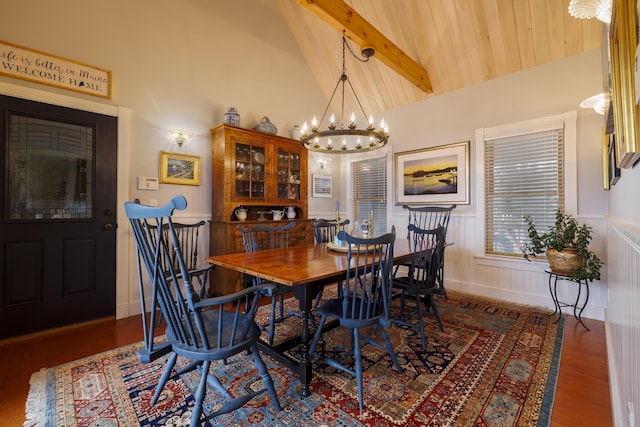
[209,123,313,295]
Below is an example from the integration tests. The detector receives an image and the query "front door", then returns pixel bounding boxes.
[0,95,117,339]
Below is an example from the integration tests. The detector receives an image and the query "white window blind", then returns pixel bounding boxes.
[484,128,564,256]
[351,156,387,236]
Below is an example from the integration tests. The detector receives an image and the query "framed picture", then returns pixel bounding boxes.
[395,141,469,205]
[312,174,332,198]
[608,0,640,168]
[607,133,621,188]
[159,151,200,186]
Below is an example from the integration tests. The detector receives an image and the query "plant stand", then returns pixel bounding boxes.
[546,268,590,330]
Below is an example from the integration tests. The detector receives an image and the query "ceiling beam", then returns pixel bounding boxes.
[295,0,433,94]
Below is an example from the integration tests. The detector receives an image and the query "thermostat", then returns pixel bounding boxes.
[138,176,159,190]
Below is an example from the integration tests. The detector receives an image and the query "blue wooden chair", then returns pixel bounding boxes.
[308,227,402,411]
[399,204,455,292]
[311,218,350,310]
[392,224,446,350]
[312,218,350,244]
[146,220,213,299]
[237,221,297,346]
[126,196,281,426]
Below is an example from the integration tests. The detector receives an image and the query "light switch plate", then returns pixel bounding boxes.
[138,176,159,190]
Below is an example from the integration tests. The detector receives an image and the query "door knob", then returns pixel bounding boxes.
[104,223,113,230]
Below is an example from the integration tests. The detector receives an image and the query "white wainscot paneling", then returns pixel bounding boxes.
[440,214,606,321]
[605,219,640,427]
[123,213,211,318]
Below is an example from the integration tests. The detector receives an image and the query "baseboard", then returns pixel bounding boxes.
[445,279,605,321]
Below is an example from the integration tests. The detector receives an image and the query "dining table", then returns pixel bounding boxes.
[205,237,414,397]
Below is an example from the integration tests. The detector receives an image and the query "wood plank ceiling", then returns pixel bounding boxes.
[276,0,604,117]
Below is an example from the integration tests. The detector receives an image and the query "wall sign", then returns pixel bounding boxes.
[0,39,112,99]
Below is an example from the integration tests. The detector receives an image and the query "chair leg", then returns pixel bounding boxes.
[415,295,427,351]
[152,353,178,405]
[379,326,403,374]
[308,315,327,356]
[352,328,364,411]
[268,296,277,346]
[190,360,210,427]
[314,287,324,310]
[428,295,444,332]
[251,344,282,411]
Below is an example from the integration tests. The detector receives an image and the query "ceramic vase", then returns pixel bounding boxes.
[224,107,240,126]
[253,116,278,134]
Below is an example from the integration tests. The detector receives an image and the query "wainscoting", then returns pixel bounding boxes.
[433,214,608,321]
[605,218,639,427]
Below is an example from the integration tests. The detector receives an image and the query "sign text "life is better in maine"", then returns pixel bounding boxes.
[0,40,111,99]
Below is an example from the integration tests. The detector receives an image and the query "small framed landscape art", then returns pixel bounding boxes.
[603,130,621,190]
[312,174,332,198]
[159,151,200,186]
[395,141,469,205]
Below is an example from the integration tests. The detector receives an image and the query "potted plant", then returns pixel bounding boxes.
[522,209,602,282]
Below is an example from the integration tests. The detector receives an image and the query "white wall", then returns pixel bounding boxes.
[604,84,640,427]
[316,50,609,320]
[4,2,635,423]
[0,0,327,318]
[1,1,609,318]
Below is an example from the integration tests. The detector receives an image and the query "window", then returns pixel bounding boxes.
[351,156,387,236]
[484,128,565,256]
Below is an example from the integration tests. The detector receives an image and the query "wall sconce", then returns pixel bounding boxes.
[168,129,192,147]
[580,93,608,115]
[568,0,612,23]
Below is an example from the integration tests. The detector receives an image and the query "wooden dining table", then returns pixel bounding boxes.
[205,238,413,397]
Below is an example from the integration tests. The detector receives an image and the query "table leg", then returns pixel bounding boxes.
[292,283,320,397]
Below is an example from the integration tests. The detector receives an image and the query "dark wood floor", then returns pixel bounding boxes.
[0,314,612,427]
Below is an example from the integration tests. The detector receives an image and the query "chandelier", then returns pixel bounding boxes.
[300,32,389,153]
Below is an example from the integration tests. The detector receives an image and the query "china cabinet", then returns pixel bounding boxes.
[209,123,313,295]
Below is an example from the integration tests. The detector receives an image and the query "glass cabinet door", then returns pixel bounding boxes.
[234,142,265,200]
[277,149,301,200]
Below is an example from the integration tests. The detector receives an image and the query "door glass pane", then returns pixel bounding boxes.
[6,114,93,220]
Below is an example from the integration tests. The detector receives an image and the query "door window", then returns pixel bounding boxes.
[6,114,93,220]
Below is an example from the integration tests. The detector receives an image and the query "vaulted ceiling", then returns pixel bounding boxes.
[276,0,604,118]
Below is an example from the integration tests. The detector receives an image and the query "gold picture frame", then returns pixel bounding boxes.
[608,0,640,168]
[159,151,200,186]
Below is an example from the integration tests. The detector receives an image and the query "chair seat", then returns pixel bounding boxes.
[167,310,262,361]
[316,298,381,328]
[393,276,446,296]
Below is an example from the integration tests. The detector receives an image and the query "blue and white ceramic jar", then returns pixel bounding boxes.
[224,107,240,126]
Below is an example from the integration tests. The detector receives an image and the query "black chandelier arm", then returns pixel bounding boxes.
[316,74,346,131]
[346,77,370,126]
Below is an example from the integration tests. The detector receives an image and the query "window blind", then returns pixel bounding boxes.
[484,128,564,256]
[351,156,387,236]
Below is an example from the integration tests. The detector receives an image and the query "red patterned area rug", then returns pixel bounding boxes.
[25,291,564,427]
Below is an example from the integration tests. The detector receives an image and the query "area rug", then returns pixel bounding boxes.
[24,291,564,427]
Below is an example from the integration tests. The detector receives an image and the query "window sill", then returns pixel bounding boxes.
[474,253,547,273]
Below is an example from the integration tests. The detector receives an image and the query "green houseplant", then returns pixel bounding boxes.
[522,210,602,282]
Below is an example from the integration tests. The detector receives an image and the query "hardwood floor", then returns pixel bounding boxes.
[0,314,612,426]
